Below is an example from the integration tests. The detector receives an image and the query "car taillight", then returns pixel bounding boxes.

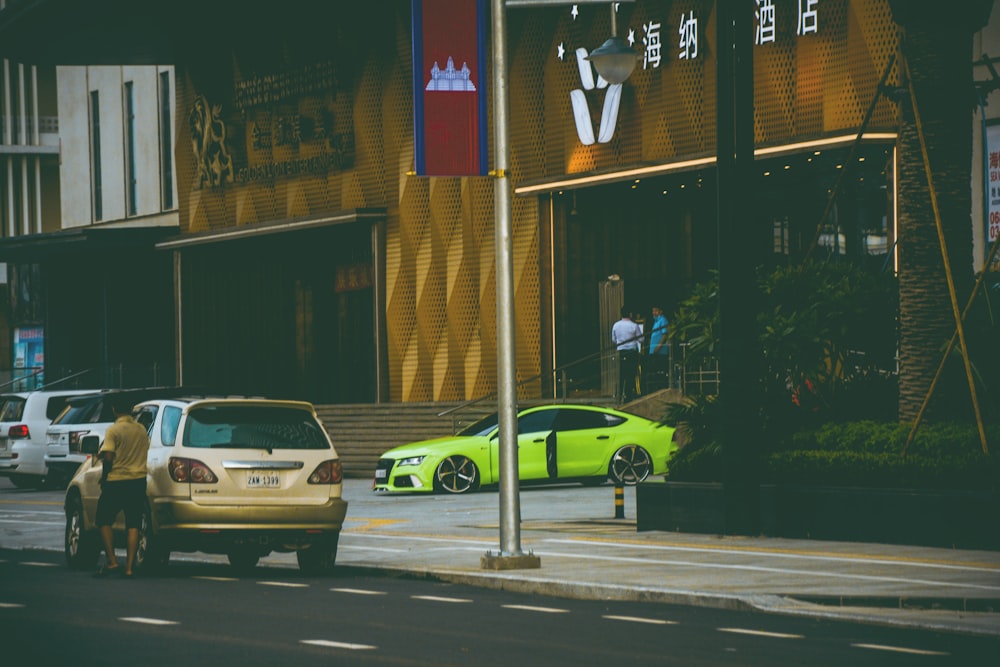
[7,425,29,439]
[68,431,90,451]
[307,460,343,485]
[168,457,218,484]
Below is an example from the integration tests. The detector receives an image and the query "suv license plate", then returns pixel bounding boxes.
[247,471,281,488]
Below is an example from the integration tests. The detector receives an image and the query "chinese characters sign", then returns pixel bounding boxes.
[987,123,1000,264]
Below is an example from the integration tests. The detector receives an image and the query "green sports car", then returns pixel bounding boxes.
[373,404,677,494]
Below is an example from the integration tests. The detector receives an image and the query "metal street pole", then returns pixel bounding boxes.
[482,0,539,570]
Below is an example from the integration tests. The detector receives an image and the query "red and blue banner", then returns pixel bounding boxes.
[412,0,488,176]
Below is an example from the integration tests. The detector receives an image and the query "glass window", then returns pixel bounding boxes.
[159,71,174,209]
[0,397,26,421]
[553,408,622,432]
[160,406,182,446]
[182,405,330,450]
[124,81,137,216]
[135,406,158,435]
[517,408,557,434]
[52,398,103,425]
[44,396,74,421]
[458,412,499,437]
[90,90,102,221]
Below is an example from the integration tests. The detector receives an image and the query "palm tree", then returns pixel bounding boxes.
[890,1,993,423]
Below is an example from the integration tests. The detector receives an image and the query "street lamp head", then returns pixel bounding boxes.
[587,36,639,84]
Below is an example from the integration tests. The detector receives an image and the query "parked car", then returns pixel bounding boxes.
[64,397,348,575]
[0,389,100,488]
[43,387,188,488]
[373,404,678,494]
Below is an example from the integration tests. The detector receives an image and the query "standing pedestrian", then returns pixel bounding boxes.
[611,307,643,402]
[95,397,150,578]
[646,305,671,390]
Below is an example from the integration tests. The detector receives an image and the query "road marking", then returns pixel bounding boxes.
[718,627,804,639]
[0,499,63,506]
[340,544,409,553]
[21,561,58,568]
[851,643,949,656]
[193,576,239,582]
[547,538,1000,573]
[533,549,1000,593]
[0,519,62,526]
[0,509,64,515]
[603,615,677,625]
[411,595,472,603]
[331,588,388,596]
[301,639,377,650]
[502,604,569,614]
[259,581,309,588]
[120,617,178,626]
[0,602,25,608]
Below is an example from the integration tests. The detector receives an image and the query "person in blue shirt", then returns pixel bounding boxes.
[646,305,670,391]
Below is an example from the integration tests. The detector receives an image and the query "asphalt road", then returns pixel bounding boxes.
[2,547,996,666]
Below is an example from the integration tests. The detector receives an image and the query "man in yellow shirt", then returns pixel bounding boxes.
[95,397,150,577]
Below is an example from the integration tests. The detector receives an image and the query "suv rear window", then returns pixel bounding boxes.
[183,406,330,451]
[0,397,26,421]
[52,397,113,425]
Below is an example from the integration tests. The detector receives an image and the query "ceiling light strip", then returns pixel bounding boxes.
[514,133,898,195]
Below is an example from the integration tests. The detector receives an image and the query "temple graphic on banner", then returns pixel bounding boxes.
[426,57,477,92]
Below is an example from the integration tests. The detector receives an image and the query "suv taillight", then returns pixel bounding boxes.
[307,460,343,485]
[68,430,89,451]
[7,425,29,439]
[169,457,218,483]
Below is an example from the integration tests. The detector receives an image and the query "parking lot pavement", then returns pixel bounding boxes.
[3,477,999,636]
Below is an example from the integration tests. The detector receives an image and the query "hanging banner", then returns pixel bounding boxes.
[412,0,488,176]
[989,122,1000,269]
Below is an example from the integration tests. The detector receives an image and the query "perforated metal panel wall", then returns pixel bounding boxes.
[175,0,897,403]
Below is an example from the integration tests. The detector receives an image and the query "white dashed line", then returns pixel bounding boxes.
[21,562,58,568]
[0,602,25,608]
[502,604,570,614]
[331,588,388,596]
[192,576,239,582]
[411,595,472,603]
[258,581,309,588]
[301,639,377,650]
[852,643,949,656]
[120,617,178,626]
[603,615,677,625]
[718,628,804,639]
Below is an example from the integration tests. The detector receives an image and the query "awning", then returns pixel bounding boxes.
[0,225,177,262]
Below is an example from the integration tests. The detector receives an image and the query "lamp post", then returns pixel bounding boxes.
[482,0,636,571]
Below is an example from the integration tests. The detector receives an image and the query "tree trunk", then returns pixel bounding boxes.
[890,1,992,423]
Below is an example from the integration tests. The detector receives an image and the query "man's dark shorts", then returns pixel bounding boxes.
[96,478,147,529]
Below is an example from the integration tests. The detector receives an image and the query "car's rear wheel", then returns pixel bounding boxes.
[296,533,340,575]
[65,496,100,570]
[608,445,652,485]
[434,456,479,494]
[227,549,261,573]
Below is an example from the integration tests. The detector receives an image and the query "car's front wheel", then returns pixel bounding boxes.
[297,533,340,575]
[65,496,100,570]
[434,456,480,494]
[608,445,652,485]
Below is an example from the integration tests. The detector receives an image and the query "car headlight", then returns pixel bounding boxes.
[397,455,426,467]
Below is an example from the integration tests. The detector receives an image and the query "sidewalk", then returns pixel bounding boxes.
[322,511,1000,638]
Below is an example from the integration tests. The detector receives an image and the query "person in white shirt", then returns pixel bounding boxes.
[611,307,643,402]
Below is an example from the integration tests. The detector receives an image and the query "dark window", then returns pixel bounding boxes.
[90,90,103,221]
[517,408,557,434]
[52,397,104,425]
[182,406,330,450]
[135,406,158,435]
[552,408,623,432]
[44,396,74,421]
[160,405,182,446]
[0,397,26,421]
[159,71,173,209]
[124,81,137,216]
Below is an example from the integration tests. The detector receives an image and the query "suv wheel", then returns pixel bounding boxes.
[65,496,100,570]
[135,507,169,574]
[296,533,340,575]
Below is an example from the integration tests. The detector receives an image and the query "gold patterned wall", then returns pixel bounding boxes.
[175,0,897,404]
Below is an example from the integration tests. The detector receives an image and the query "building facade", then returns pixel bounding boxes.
[0,0,993,407]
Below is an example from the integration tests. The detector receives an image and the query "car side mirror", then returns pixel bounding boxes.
[80,434,101,455]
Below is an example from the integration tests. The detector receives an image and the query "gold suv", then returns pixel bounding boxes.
[64,397,348,574]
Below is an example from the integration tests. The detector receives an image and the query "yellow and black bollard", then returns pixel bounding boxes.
[613,484,625,519]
